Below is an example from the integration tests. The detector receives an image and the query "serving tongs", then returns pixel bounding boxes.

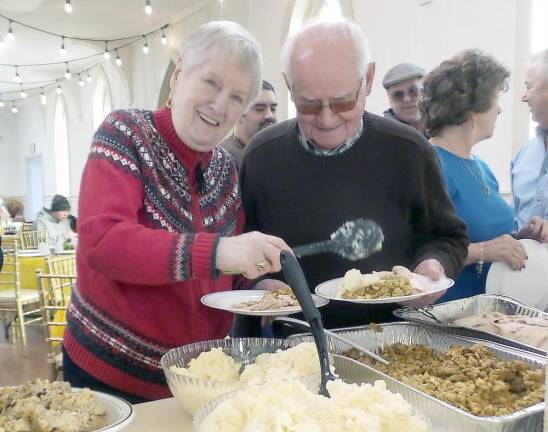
[397,305,448,326]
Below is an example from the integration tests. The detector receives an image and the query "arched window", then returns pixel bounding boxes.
[286,0,343,119]
[529,0,547,137]
[54,97,70,196]
[93,69,112,131]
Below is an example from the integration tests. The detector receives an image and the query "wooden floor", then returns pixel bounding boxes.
[0,323,51,386]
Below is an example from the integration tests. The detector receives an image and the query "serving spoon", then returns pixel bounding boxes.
[293,218,384,260]
[279,250,336,397]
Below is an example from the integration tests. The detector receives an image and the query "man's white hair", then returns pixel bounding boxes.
[179,21,263,107]
[529,48,548,78]
[281,18,371,88]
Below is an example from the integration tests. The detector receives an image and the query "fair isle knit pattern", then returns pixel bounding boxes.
[68,288,169,385]
[89,109,241,280]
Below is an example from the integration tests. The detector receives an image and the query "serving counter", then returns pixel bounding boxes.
[126,398,192,432]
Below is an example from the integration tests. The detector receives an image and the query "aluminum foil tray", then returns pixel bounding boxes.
[393,294,547,355]
[288,322,546,432]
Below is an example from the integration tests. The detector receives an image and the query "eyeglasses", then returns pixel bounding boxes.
[388,85,422,102]
[285,75,363,115]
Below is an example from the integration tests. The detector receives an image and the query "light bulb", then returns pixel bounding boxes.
[86,71,92,83]
[56,84,63,95]
[142,40,149,54]
[65,63,72,79]
[78,74,84,86]
[104,51,111,60]
[145,0,152,15]
[59,37,66,56]
[11,102,17,113]
[161,29,167,45]
[20,86,27,98]
[6,22,15,41]
[13,67,21,83]
[40,92,47,105]
[115,50,122,66]
[64,0,73,13]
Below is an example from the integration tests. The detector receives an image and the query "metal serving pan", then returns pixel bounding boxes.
[393,294,547,355]
[288,322,545,432]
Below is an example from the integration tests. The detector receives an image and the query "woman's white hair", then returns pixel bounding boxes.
[281,18,371,87]
[179,21,263,106]
[529,49,548,77]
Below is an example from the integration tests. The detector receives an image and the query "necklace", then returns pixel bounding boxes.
[438,142,491,197]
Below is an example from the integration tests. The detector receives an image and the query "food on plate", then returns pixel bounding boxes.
[63,241,75,251]
[345,343,544,416]
[0,379,106,432]
[232,287,299,311]
[340,266,425,299]
[198,378,427,432]
[168,342,323,415]
[452,312,548,351]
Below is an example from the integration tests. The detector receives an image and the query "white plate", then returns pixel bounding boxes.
[201,290,329,316]
[91,390,135,431]
[486,239,548,311]
[55,249,76,255]
[315,274,454,304]
[17,250,48,257]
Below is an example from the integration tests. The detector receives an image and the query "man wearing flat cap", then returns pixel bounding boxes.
[34,194,77,248]
[383,62,428,137]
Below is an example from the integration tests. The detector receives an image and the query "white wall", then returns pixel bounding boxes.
[0,0,536,211]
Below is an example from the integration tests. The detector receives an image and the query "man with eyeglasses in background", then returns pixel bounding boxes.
[220,80,278,170]
[234,19,468,337]
[382,62,429,137]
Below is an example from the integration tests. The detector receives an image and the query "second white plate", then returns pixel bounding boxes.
[201,290,329,316]
[315,274,454,304]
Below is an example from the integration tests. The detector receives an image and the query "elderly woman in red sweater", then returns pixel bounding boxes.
[63,21,289,403]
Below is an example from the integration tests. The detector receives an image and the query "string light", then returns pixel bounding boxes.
[56,81,62,94]
[103,41,111,60]
[13,66,21,83]
[11,101,18,113]
[161,27,167,45]
[40,88,47,105]
[64,0,73,13]
[142,36,149,54]
[145,0,152,15]
[6,20,15,41]
[115,50,122,66]
[86,70,92,83]
[78,73,84,86]
[59,36,67,56]
[64,62,72,79]
[19,84,27,98]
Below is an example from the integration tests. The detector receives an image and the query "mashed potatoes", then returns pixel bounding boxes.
[169,343,322,415]
[198,378,428,432]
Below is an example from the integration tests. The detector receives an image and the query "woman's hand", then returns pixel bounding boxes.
[399,259,446,307]
[516,217,548,243]
[483,234,527,270]
[216,231,291,279]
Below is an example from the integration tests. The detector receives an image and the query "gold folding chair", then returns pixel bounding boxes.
[21,222,34,232]
[36,270,76,380]
[46,254,76,276]
[0,243,41,355]
[19,230,49,249]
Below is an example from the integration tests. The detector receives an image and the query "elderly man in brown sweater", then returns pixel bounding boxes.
[235,19,469,337]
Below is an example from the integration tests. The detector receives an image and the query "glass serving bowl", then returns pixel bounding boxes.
[161,337,295,416]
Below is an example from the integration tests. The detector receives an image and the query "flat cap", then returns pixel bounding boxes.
[382,63,425,89]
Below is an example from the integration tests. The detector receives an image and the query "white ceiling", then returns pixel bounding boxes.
[0,0,195,101]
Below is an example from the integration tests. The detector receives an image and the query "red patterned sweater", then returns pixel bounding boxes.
[64,107,242,399]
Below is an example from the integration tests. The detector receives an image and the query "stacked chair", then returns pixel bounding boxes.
[36,254,76,380]
[0,243,42,356]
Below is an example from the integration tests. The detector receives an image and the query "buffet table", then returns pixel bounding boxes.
[126,398,192,432]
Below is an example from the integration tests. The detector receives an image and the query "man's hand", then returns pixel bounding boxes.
[399,259,447,307]
[516,217,548,243]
